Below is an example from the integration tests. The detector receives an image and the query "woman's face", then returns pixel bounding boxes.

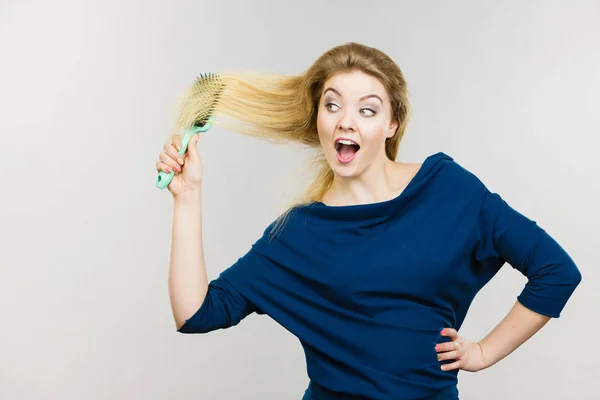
[316,70,398,178]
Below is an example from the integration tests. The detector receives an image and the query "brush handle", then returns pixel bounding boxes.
[156,118,213,189]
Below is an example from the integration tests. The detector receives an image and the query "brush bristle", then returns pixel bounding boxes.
[174,72,224,132]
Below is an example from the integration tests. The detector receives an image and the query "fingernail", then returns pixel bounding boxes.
[437,354,442,361]
[177,158,184,165]
[435,345,440,351]
[441,365,446,370]
[440,329,445,334]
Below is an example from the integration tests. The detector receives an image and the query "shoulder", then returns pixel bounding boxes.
[397,160,423,177]
[420,151,489,200]
[391,160,423,191]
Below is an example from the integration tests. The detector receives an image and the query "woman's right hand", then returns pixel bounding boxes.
[156,133,203,198]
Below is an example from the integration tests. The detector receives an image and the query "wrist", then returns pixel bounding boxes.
[477,339,497,369]
[174,187,202,205]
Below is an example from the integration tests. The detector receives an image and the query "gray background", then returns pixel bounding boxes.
[1,0,599,399]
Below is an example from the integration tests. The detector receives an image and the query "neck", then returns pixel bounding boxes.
[324,157,404,206]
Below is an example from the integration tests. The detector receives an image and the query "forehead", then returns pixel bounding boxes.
[323,70,387,99]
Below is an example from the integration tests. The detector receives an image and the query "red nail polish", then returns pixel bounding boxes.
[435,345,440,351]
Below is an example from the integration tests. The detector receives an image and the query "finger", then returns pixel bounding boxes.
[441,360,462,371]
[159,152,181,172]
[441,328,458,338]
[186,134,200,161]
[156,161,173,174]
[172,134,182,152]
[437,350,459,362]
[164,142,184,166]
[436,341,460,353]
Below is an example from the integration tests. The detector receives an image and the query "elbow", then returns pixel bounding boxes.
[175,309,212,335]
[173,292,211,334]
[175,315,210,334]
[174,313,195,334]
[174,312,197,332]
[566,261,582,290]
[549,258,582,296]
[557,252,582,290]
[518,258,582,319]
[174,291,223,334]
[175,319,188,333]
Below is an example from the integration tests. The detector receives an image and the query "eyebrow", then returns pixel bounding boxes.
[324,87,383,104]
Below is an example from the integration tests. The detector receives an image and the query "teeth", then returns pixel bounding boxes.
[337,139,358,146]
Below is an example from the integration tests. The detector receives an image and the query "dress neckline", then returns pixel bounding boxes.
[303,152,452,221]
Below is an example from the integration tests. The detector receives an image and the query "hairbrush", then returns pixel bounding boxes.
[156,72,223,189]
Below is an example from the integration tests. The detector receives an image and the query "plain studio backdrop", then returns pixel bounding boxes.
[1,1,598,399]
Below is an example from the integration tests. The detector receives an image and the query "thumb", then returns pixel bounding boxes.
[186,134,200,161]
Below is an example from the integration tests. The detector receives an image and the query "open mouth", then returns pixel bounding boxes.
[335,138,360,162]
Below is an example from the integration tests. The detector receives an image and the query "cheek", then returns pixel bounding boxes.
[316,112,334,139]
[358,124,387,146]
[316,112,323,132]
[355,126,389,157]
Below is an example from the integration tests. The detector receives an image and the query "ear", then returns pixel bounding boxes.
[386,120,399,139]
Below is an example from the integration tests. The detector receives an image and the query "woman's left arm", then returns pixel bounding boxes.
[437,300,550,372]
[479,299,551,367]
[436,186,582,372]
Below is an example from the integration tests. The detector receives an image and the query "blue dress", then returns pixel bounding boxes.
[178,152,582,399]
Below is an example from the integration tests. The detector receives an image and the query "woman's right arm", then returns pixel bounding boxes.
[169,188,208,330]
[158,133,259,333]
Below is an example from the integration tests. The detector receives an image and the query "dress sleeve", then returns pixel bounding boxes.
[177,250,264,334]
[473,188,582,318]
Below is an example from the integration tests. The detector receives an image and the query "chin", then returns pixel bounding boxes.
[329,158,361,178]
[331,168,357,179]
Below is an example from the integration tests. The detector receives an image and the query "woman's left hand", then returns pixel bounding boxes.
[435,328,489,372]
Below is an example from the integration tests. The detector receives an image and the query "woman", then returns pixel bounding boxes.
[156,42,582,400]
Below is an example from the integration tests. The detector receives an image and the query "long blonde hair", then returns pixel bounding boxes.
[171,42,412,237]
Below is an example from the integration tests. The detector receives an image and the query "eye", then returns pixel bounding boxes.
[361,108,376,117]
[325,103,339,112]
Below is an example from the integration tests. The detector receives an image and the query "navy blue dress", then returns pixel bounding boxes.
[178,152,581,399]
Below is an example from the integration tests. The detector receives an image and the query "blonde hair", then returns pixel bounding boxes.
[171,42,412,238]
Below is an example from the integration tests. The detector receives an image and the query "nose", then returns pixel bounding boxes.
[338,109,356,132]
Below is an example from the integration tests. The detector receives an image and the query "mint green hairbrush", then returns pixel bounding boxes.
[156,72,223,190]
